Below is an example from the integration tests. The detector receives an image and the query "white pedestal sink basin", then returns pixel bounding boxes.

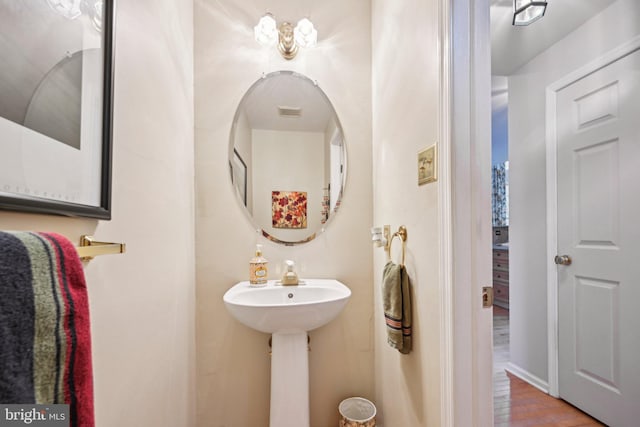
[223,279,351,333]
[223,279,351,427]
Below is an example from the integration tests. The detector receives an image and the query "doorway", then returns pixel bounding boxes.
[489,0,640,425]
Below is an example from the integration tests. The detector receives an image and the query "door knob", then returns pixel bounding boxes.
[554,255,572,266]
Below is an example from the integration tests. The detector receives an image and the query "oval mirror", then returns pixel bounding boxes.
[229,71,346,245]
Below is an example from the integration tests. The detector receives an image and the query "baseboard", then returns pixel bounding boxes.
[505,362,549,394]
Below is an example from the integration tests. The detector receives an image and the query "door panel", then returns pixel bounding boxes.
[575,139,619,247]
[556,48,640,426]
[574,276,619,392]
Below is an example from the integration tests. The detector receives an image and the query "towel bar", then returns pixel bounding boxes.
[76,235,126,261]
[387,226,408,266]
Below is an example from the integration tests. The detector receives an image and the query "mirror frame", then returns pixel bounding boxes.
[0,0,115,219]
[229,70,347,246]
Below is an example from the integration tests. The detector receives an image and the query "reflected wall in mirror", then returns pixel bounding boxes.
[229,71,346,245]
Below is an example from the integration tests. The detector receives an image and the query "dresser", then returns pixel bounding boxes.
[492,245,509,309]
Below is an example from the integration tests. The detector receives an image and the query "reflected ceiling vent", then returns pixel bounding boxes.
[278,106,302,117]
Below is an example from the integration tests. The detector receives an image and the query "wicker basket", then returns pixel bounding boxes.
[338,397,376,427]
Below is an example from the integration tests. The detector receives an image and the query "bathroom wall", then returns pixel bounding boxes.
[0,0,196,426]
[371,1,442,426]
[194,0,373,426]
[509,0,640,386]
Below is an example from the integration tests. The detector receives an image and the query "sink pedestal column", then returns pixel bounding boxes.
[270,332,309,427]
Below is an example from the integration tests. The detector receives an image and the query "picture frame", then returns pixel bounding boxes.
[418,144,438,185]
[0,1,116,219]
[230,149,247,206]
[271,191,308,229]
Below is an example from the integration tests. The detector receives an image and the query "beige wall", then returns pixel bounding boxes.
[0,0,196,426]
[371,1,442,426]
[194,0,373,425]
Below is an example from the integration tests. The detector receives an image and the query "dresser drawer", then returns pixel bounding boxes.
[494,283,509,302]
[493,249,509,262]
[492,258,509,271]
[493,270,509,282]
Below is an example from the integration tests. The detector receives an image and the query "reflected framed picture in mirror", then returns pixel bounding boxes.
[230,149,247,206]
[272,191,307,229]
[0,0,115,219]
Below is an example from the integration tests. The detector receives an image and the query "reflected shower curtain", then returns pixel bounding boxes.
[492,163,508,226]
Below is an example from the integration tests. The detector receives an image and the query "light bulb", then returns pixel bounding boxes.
[254,13,278,46]
[294,18,317,48]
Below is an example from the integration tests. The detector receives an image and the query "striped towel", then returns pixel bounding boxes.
[382,261,412,354]
[0,231,94,427]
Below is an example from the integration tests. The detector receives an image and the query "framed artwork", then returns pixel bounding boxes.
[272,191,307,229]
[418,144,437,185]
[0,0,116,219]
[230,149,247,206]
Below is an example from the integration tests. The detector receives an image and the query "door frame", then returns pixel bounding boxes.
[445,0,494,425]
[544,35,640,399]
[438,0,454,424]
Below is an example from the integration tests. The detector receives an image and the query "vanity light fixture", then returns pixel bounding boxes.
[512,0,548,26]
[254,13,318,60]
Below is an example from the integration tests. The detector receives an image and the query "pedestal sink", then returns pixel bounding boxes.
[223,279,351,427]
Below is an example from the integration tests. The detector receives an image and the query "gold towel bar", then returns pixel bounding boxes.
[387,225,408,266]
[76,235,126,261]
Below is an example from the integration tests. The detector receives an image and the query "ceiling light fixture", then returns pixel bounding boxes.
[254,13,318,60]
[512,0,548,26]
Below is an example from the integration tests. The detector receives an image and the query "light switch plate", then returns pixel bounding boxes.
[418,144,437,185]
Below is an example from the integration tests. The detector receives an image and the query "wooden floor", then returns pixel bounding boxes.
[493,306,606,427]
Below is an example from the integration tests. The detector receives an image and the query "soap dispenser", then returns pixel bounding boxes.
[249,244,268,286]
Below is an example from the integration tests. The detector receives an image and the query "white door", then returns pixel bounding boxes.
[555,48,640,426]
